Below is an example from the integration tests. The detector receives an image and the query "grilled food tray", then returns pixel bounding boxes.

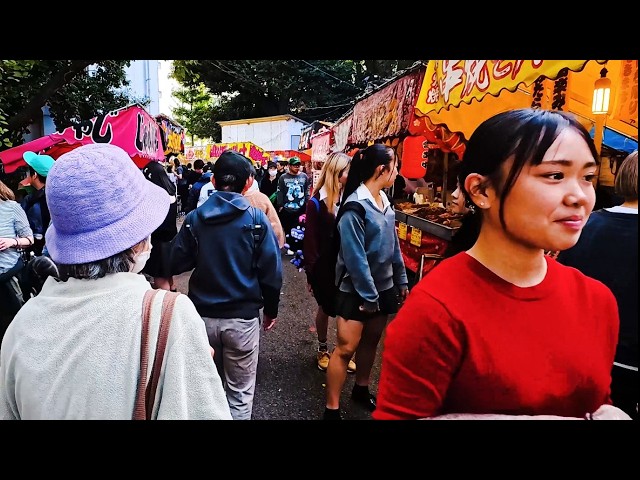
[395,208,459,241]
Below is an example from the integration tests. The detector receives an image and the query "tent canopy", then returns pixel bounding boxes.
[0,103,165,174]
[592,126,638,154]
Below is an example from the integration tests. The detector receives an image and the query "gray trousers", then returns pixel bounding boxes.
[203,316,260,420]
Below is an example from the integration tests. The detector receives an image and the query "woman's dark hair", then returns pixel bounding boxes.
[32,248,136,282]
[340,144,396,212]
[55,250,136,281]
[459,108,599,234]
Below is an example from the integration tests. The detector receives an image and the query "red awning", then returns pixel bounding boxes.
[0,135,67,173]
[267,150,312,162]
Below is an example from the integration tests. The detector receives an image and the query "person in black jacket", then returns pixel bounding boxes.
[185,170,212,213]
[20,152,54,257]
[141,160,178,291]
[557,150,638,419]
[259,161,279,204]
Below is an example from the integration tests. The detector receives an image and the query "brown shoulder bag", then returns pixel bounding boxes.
[133,289,180,420]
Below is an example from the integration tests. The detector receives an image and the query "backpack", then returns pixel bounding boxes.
[186,205,265,269]
[310,197,366,291]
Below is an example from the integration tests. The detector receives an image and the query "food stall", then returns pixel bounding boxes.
[156,114,185,160]
[397,60,638,277]
[0,103,165,173]
[319,63,456,279]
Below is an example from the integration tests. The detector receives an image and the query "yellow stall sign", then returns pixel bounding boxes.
[410,226,422,247]
[398,222,407,240]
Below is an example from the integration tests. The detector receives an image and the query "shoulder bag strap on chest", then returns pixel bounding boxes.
[133,289,179,420]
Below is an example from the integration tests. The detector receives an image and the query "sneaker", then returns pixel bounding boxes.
[351,386,376,411]
[317,350,331,371]
[286,249,295,255]
[347,356,356,374]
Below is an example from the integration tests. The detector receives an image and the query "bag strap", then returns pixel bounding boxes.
[133,289,179,420]
[145,290,179,419]
[249,206,264,270]
[134,289,158,420]
[310,195,320,212]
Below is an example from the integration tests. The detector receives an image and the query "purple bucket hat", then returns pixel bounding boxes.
[45,144,170,264]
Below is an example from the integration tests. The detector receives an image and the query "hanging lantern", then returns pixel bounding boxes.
[592,67,612,114]
[401,135,429,179]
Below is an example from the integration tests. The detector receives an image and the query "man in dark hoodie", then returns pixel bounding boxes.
[185,167,212,212]
[169,150,283,420]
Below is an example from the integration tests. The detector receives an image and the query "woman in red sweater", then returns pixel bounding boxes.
[303,152,355,372]
[374,108,631,420]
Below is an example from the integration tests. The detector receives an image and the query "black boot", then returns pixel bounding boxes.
[351,384,376,411]
[322,407,342,420]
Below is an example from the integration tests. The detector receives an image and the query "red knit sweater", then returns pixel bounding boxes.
[374,253,619,420]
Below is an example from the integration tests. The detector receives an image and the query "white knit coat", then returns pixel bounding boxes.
[0,272,232,420]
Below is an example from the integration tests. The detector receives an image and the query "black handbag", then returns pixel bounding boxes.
[0,258,26,317]
[0,257,24,283]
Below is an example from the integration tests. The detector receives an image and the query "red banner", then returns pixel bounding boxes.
[310,130,332,163]
[0,104,164,173]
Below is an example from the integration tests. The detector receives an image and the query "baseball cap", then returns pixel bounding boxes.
[288,156,301,166]
[213,150,252,186]
[23,151,55,177]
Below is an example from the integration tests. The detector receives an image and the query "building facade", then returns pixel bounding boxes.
[218,115,308,152]
[124,60,160,116]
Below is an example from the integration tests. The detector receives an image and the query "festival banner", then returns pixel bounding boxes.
[310,130,332,163]
[415,60,591,117]
[156,115,185,156]
[208,142,271,167]
[615,60,638,129]
[0,104,164,173]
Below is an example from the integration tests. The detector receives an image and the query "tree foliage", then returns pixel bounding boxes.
[0,60,134,150]
[172,83,220,144]
[171,60,420,142]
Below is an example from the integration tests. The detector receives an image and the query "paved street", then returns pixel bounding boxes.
[171,216,389,420]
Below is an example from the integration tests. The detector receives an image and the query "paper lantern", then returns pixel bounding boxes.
[401,135,429,179]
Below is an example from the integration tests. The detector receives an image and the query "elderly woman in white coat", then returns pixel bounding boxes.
[0,144,232,420]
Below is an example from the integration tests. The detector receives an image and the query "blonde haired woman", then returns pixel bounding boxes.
[303,151,356,372]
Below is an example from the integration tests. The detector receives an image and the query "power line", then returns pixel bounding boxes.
[297,60,363,91]
[299,101,354,111]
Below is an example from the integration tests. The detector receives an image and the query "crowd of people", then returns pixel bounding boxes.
[0,107,636,421]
